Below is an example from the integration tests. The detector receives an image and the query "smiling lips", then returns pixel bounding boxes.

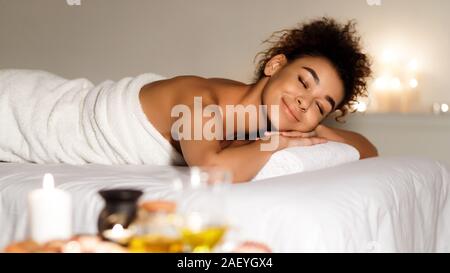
[281,97,301,122]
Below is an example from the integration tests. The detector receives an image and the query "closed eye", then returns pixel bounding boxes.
[298,76,308,89]
[316,103,324,115]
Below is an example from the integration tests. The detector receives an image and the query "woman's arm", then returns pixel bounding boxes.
[180,130,327,183]
[314,124,378,159]
[277,125,378,159]
[181,138,274,183]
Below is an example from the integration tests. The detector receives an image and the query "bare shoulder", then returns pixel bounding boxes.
[141,75,246,107]
[170,75,212,89]
[141,75,210,92]
[170,76,247,105]
[141,75,214,100]
[171,75,244,90]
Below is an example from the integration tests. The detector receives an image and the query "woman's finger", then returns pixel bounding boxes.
[280,131,317,138]
[287,137,327,147]
[308,137,328,145]
[264,131,280,136]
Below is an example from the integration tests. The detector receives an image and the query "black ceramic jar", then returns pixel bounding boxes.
[97,189,143,238]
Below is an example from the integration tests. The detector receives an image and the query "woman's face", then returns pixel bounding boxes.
[261,54,345,132]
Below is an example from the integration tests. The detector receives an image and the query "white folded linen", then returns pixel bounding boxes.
[253,141,360,181]
[1,157,449,252]
[0,69,185,165]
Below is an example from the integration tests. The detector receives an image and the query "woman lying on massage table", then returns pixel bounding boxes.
[0,18,377,183]
[139,17,378,182]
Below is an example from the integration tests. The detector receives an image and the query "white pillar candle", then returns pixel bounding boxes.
[28,173,72,244]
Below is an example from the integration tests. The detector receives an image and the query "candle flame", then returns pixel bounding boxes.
[356,102,368,113]
[186,212,204,231]
[409,78,419,89]
[43,173,55,189]
[112,224,124,233]
[190,167,202,188]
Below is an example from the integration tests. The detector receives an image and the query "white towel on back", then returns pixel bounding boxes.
[0,69,185,166]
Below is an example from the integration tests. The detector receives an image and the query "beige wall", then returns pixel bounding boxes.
[1,0,450,106]
[1,0,449,164]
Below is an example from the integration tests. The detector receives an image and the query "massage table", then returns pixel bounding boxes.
[1,156,449,252]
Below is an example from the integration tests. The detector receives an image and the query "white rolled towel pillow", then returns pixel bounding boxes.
[253,141,360,181]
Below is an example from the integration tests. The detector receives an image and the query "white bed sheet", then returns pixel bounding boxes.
[1,156,449,252]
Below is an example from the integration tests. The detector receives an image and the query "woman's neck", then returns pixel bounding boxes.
[233,77,271,136]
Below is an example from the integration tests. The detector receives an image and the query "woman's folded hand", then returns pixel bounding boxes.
[262,130,328,151]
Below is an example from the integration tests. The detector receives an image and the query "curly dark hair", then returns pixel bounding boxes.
[254,17,372,120]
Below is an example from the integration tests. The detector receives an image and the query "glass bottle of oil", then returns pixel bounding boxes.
[128,200,184,253]
[180,223,228,253]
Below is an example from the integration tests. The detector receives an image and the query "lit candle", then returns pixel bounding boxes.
[28,173,72,244]
[102,224,133,245]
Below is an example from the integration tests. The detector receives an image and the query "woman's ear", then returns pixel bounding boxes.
[264,54,287,76]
